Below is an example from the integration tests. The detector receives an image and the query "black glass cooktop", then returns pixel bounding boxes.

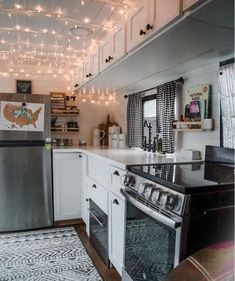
[128,162,235,194]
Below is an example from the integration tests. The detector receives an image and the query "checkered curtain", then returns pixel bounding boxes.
[156,81,177,153]
[127,93,143,147]
[218,63,235,149]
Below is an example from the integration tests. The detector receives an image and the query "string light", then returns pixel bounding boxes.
[0,1,133,83]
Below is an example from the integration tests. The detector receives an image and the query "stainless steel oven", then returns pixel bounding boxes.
[122,189,182,281]
[89,199,109,266]
[121,154,234,281]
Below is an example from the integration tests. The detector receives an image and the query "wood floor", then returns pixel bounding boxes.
[74,224,121,281]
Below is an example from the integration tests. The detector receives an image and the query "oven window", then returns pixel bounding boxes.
[125,202,176,281]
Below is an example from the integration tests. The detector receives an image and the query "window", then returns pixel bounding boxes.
[143,96,156,143]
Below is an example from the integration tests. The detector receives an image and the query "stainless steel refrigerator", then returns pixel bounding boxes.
[0,93,53,232]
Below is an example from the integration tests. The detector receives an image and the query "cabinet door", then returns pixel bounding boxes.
[112,23,126,62]
[90,47,100,77]
[53,152,82,221]
[100,37,112,71]
[84,58,91,82]
[154,0,181,31]
[183,0,201,11]
[81,155,89,226]
[126,0,154,52]
[78,67,84,86]
[74,65,84,87]
[109,193,125,275]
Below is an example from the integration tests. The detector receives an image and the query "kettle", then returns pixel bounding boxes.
[93,128,105,146]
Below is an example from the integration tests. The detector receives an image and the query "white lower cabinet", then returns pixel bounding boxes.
[109,192,125,275]
[53,152,83,221]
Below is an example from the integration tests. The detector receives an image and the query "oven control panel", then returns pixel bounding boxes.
[122,173,186,216]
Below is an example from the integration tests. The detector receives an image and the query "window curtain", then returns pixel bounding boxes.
[156,81,177,153]
[127,93,143,147]
[218,63,235,149]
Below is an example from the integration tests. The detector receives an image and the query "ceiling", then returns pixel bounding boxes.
[0,0,138,73]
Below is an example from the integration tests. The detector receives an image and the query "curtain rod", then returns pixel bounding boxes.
[124,76,184,99]
[219,58,234,68]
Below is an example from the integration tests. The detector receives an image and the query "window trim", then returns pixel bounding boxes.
[142,94,157,145]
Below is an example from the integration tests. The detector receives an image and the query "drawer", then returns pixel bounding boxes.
[87,176,108,214]
[88,155,109,188]
[109,165,126,199]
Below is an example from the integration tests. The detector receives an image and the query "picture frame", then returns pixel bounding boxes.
[16,80,32,94]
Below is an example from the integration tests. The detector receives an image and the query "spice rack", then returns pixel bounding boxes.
[173,120,213,132]
[173,121,202,131]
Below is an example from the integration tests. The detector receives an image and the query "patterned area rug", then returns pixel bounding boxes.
[0,227,102,281]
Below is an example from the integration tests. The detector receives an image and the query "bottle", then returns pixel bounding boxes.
[157,134,162,154]
[104,114,112,145]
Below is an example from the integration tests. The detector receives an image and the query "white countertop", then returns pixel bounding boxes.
[53,146,201,170]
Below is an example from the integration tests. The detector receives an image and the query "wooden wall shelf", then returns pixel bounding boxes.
[51,128,79,133]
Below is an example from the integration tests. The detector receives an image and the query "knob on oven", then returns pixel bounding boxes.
[122,174,136,187]
[150,188,163,205]
[165,193,179,210]
[138,183,154,200]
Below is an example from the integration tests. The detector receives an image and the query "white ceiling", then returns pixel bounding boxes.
[0,0,138,72]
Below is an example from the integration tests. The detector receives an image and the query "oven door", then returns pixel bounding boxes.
[121,189,182,281]
[89,199,109,266]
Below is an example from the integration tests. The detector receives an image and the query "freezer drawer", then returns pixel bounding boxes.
[0,145,53,232]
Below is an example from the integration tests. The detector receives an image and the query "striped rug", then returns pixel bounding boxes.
[0,227,102,281]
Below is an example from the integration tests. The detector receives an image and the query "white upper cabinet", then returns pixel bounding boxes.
[183,0,201,11]
[90,46,100,77]
[100,23,126,71]
[126,0,154,52]
[100,37,113,71]
[84,57,91,82]
[74,65,84,87]
[83,46,99,82]
[126,0,182,52]
[111,23,126,63]
[154,0,182,31]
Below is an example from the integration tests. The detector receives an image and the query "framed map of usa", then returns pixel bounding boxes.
[0,101,45,132]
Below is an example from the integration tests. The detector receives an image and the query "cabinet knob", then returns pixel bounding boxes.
[86,198,89,202]
[92,184,97,189]
[105,58,109,63]
[113,199,119,205]
[146,24,153,31]
[113,170,120,176]
[108,55,113,61]
[89,73,92,77]
[79,154,82,158]
[139,29,146,36]
[86,74,89,78]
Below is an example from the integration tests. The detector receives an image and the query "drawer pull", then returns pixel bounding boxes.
[146,24,153,31]
[139,29,146,36]
[113,199,119,205]
[92,184,97,189]
[113,170,120,176]
[88,209,104,227]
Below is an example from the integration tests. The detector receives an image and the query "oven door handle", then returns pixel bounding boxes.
[121,189,181,229]
[88,209,104,227]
